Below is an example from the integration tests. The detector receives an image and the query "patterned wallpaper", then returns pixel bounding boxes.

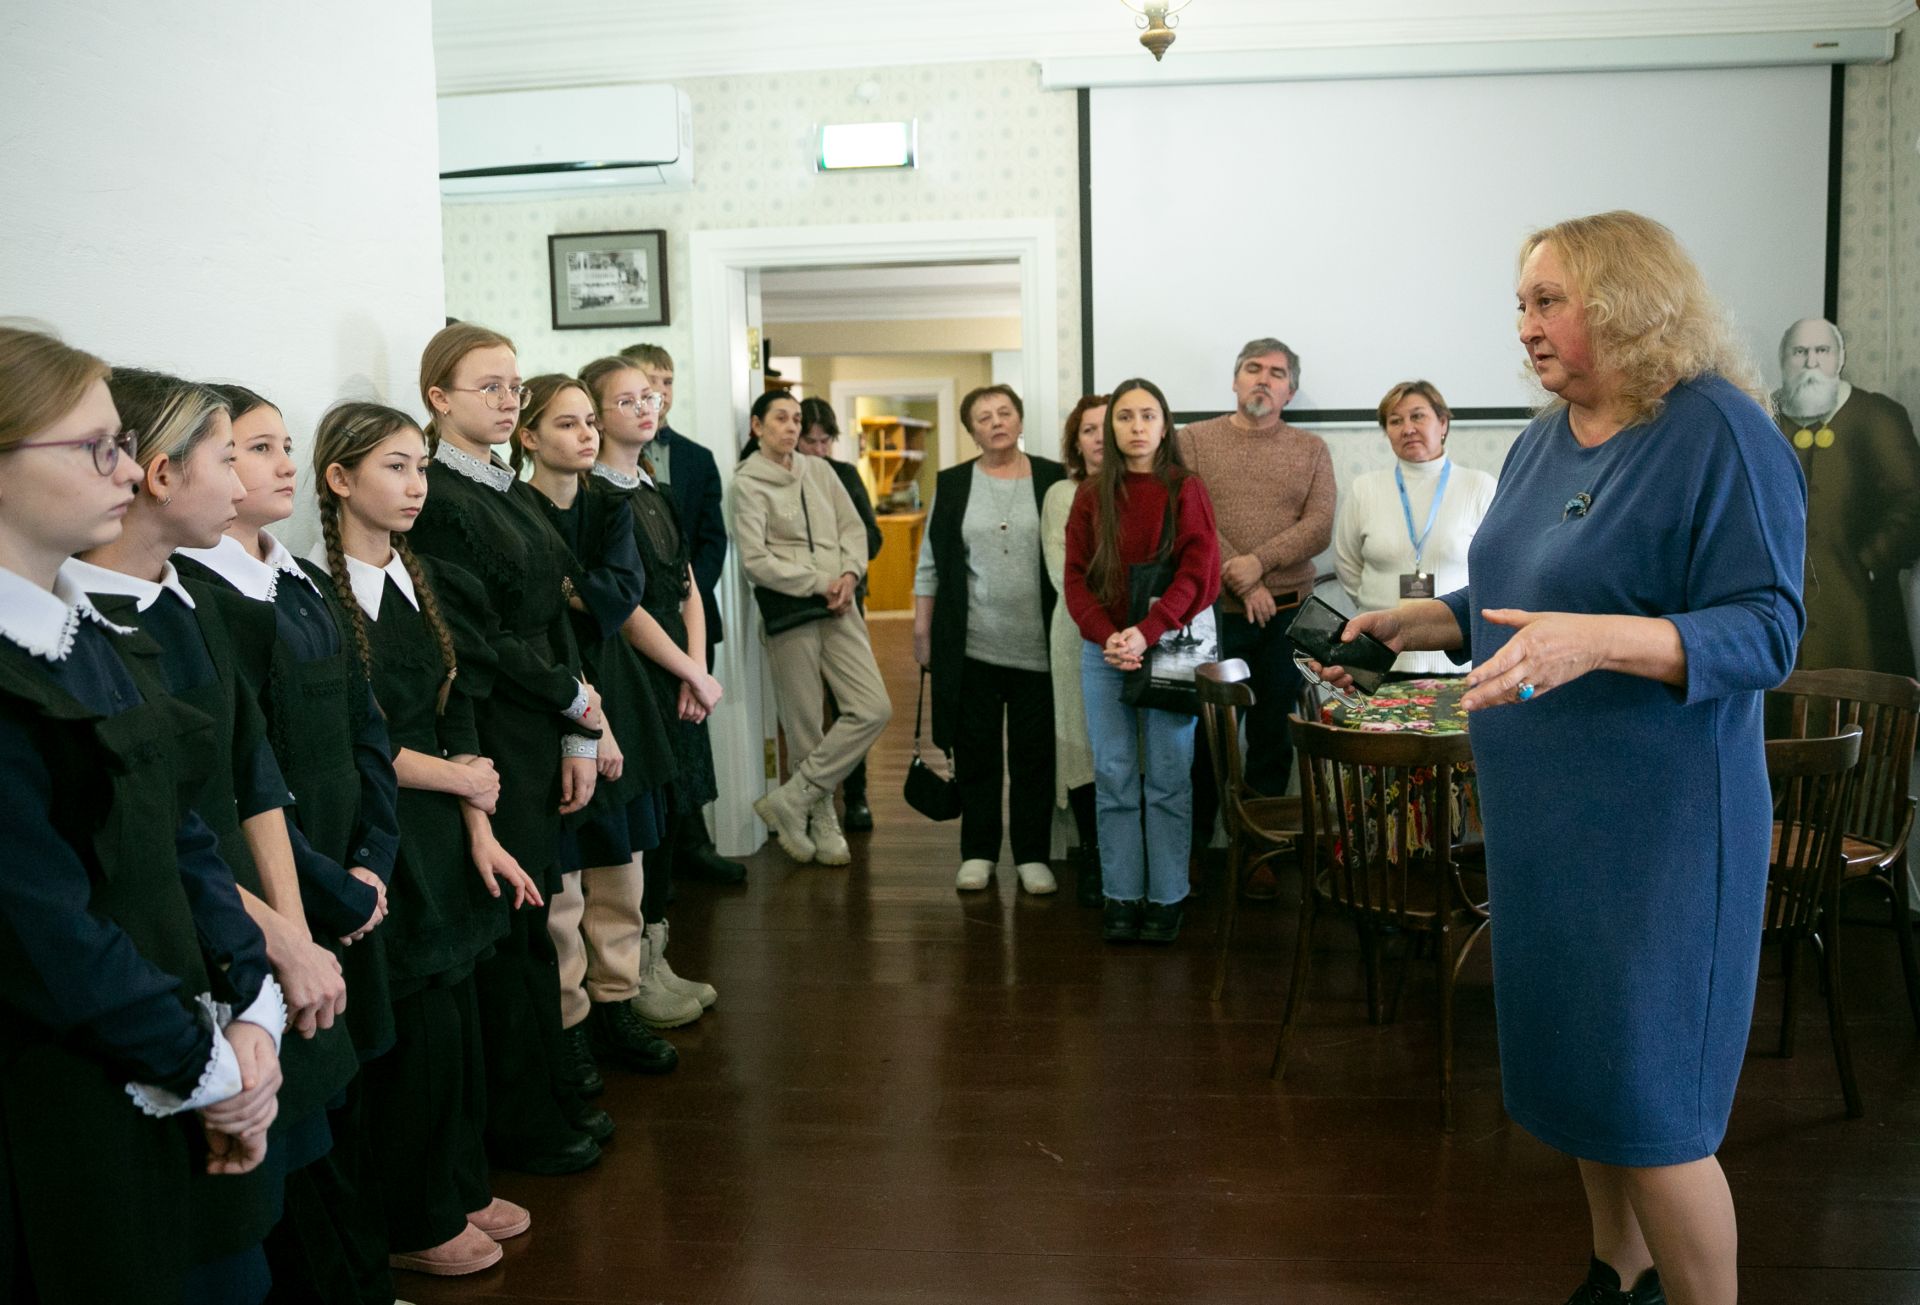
[441,59,1080,442]
[1837,10,1920,422]
[445,31,1917,463]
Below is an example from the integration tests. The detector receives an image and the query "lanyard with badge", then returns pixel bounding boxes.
[1396,460,1450,600]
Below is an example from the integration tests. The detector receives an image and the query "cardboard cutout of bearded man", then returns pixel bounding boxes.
[1774,318,1920,677]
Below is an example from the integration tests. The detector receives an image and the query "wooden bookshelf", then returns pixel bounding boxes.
[858,414,931,503]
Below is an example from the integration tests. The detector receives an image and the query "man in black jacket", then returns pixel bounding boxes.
[622,343,747,884]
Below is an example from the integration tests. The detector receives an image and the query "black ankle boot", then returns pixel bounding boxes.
[1102,898,1144,942]
[558,1023,604,1098]
[1564,1256,1666,1305]
[588,1000,679,1074]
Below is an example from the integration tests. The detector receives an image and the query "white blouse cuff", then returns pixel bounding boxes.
[562,734,600,760]
[125,992,242,1118]
[230,974,288,1055]
[562,682,592,723]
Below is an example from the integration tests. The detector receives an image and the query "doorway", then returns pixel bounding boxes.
[686,220,1059,857]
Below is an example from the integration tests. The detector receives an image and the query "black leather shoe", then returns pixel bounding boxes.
[568,1103,616,1145]
[842,799,873,832]
[1140,899,1184,944]
[1564,1257,1667,1305]
[558,1023,604,1098]
[1076,862,1103,908]
[681,844,748,885]
[506,1131,601,1176]
[588,1000,679,1074]
[1102,898,1144,942]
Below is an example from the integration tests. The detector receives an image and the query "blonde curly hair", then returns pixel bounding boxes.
[1520,211,1767,426]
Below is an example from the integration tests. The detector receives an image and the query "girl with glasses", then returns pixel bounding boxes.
[411,323,610,1176]
[0,327,284,1305]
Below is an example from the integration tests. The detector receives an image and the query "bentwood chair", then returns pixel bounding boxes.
[1196,660,1304,1001]
[1764,727,1865,1117]
[1276,717,1487,1130]
[1768,669,1920,1036]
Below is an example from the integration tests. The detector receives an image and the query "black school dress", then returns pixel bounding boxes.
[0,572,277,1305]
[61,561,355,1206]
[177,536,401,1061]
[537,485,676,867]
[311,547,503,1252]
[407,442,594,1157]
[590,464,717,813]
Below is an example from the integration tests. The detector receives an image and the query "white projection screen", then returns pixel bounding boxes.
[1087,65,1834,419]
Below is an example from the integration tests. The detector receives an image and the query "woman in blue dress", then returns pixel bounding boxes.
[1316,211,1805,1305]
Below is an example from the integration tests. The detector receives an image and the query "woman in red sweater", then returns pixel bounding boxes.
[1064,378,1221,942]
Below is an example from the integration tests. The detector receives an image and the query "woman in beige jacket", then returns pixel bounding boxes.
[729,391,893,866]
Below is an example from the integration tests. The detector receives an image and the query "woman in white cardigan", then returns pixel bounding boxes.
[1332,380,1497,676]
[1041,394,1107,907]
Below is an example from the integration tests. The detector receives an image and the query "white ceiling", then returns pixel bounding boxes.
[433,0,1913,94]
[761,263,1025,324]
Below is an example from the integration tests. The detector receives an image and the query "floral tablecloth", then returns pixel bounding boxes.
[1321,677,1470,734]
[1317,677,1478,854]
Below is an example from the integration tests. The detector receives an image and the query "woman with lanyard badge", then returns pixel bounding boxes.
[1332,380,1496,676]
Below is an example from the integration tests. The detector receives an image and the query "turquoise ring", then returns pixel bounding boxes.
[1517,682,1536,702]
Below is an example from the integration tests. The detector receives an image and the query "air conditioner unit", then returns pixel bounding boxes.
[438,85,693,201]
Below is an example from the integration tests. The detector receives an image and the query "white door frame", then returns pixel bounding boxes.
[827,376,958,474]
[688,219,1058,856]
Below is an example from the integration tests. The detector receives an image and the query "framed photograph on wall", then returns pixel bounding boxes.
[548,229,670,329]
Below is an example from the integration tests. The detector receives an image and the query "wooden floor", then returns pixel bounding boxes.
[411,620,1920,1305]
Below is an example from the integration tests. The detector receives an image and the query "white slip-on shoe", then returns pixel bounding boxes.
[1015,862,1058,895]
[955,858,994,891]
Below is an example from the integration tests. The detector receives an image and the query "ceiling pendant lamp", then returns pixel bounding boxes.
[1119,0,1193,62]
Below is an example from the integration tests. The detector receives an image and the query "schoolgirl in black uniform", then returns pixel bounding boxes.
[63,369,363,1284]
[309,400,541,1276]
[0,326,285,1305]
[578,357,724,1019]
[173,384,403,1303]
[407,324,609,1173]
[512,373,689,1092]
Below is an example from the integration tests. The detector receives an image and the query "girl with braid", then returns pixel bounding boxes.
[408,323,612,1173]
[513,374,700,1101]
[308,400,538,1278]
[172,384,404,1302]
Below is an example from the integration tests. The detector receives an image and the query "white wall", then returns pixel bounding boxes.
[1,2,446,552]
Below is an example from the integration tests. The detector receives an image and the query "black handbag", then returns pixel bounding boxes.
[903,668,961,821]
[751,481,833,636]
[1120,498,1219,716]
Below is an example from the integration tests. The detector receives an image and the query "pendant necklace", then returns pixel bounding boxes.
[984,455,1025,555]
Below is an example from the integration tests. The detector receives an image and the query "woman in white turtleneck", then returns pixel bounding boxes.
[1332,380,1496,676]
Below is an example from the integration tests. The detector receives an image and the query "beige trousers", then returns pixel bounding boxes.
[768,613,893,794]
[548,858,645,1028]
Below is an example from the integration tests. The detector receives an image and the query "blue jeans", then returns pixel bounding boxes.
[1080,641,1195,905]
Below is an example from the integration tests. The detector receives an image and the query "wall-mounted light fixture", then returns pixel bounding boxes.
[1119,0,1193,62]
[816,120,919,172]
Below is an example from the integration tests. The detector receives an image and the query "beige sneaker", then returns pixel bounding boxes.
[753,775,816,862]
[809,794,852,866]
[1015,862,1058,895]
[955,858,993,891]
[645,920,716,1009]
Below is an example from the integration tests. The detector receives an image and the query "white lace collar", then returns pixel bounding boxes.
[0,567,136,662]
[306,544,416,619]
[60,557,197,613]
[434,438,515,493]
[176,532,320,603]
[591,461,652,490]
